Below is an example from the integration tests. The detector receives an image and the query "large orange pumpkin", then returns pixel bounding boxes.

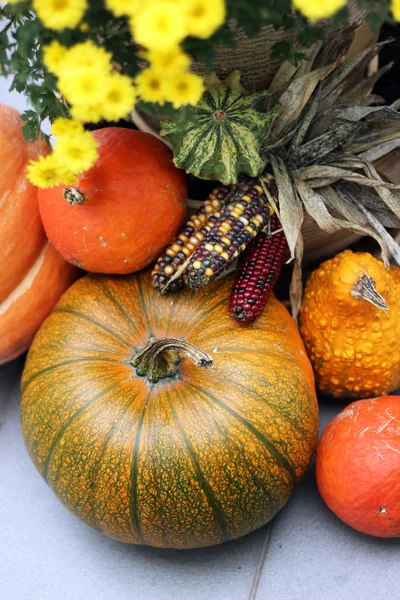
[21,271,318,549]
[0,105,77,364]
[38,128,187,274]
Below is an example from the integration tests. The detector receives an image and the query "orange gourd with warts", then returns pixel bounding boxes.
[0,105,77,364]
[300,250,400,398]
[38,128,187,274]
[20,271,318,549]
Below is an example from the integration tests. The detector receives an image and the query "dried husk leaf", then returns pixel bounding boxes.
[331,105,400,123]
[331,182,400,228]
[296,164,400,190]
[270,62,337,139]
[289,88,321,151]
[358,204,400,265]
[289,233,304,323]
[319,39,393,103]
[269,155,303,260]
[358,139,400,163]
[313,25,356,69]
[319,186,393,265]
[290,121,361,168]
[340,63,394,107]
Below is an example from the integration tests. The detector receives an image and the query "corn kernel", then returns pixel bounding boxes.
[181,247,190,256]
[242,195,251,202]
[214,244,224,254]
[205,243,214,252]
[254,185,264,193]
[193,260,202,269]
[172,244,181,253]
[221,236,231,245]
[205,268,213,277]
[221,252,229,261]
[164,265,174,275]
[166,249,175,257]
[187,243,195,251]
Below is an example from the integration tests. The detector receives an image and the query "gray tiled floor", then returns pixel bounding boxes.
[0,359,399,600]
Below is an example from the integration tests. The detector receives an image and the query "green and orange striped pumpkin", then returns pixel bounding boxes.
[20,271,318,549]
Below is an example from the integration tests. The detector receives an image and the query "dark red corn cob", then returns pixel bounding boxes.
[229,213,288,323]
[151,183,234,294]
[185,176,274,292]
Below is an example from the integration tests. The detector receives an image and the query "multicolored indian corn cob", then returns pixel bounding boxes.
[151,183,234,294]
[229,213,288,323]
[185,176,274,292]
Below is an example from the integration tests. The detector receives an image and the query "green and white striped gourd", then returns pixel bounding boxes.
[160,71,276,185]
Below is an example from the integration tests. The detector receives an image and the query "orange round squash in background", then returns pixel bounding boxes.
[0,105,77,365]
[316,396,400,537]
[38,128,187,274]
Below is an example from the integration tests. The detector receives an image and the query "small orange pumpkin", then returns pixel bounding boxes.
[0,105,77,364]
[21,271,318,549]
[316,396,400,537]
[38,128,187,274]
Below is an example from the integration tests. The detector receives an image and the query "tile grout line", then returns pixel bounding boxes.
[248,524,272,600]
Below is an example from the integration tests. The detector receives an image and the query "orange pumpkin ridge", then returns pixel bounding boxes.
[38,128,187,274]
[0,105,78,364]
[21,271,318,549]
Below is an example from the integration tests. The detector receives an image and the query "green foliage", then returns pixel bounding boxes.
[0,0,394,144]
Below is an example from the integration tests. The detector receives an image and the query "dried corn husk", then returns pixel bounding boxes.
[261,29,400,318]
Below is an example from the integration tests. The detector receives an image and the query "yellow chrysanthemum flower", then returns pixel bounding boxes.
[32,0,88,30]
[59,41,112,76]
[42,41,67,74]
[26,154,76,189]
[51,117,84,137]
[181,0,226,39]
[392,0,400,21]
[131,3,186,50]
[135,68,166,104]
[163,72,205,108]
[144,47,191,74]
[105,0,142,17]
[58,67,106,106]
[70,103,104,124]
[101,74,136,121]
[292,0,346,22]
[54,131,99,174]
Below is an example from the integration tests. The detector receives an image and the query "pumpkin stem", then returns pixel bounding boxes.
[63,187,85,205]
[350,275,388,312]
[132,338,213,383]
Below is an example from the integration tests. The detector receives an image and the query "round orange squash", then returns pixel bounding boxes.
[316,396,400,537]
[21,272,318,549]
[0,105,77,365]
[38,128,187,274]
